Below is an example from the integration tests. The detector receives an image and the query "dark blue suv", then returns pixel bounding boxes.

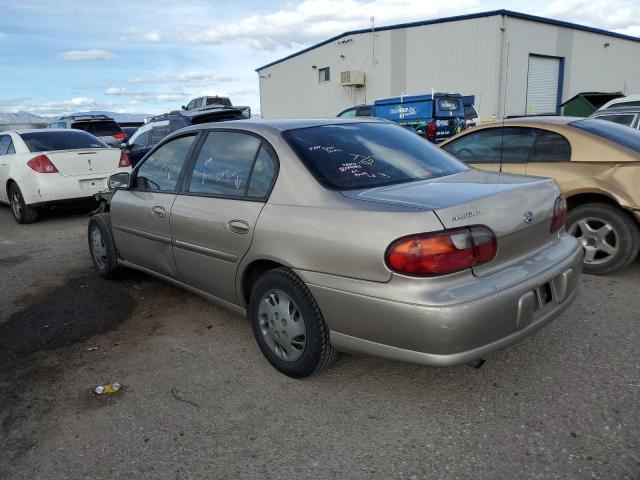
[122,107,244,166]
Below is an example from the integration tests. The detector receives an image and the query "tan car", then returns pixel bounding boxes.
[440,117,640,275]
[88,119,581,377]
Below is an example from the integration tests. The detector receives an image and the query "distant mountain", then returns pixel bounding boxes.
[0,110,152,125]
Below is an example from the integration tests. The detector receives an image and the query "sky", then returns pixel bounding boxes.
[0,0,638,117]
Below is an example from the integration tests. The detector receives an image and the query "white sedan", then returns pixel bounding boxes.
[0,129,132,223]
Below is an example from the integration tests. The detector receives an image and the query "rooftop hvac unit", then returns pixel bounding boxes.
[341,71,365,87]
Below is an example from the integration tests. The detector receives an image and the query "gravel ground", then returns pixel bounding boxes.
[0,205,638,480]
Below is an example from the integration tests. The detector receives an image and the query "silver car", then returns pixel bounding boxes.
[88,119,583,378]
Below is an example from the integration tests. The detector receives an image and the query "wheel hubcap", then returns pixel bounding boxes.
[257,289,306,362]
[568,217,619,265]
[11,190,22,219]
[91,226,108,269]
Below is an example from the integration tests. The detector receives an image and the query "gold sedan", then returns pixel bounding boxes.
[440,117,640,275]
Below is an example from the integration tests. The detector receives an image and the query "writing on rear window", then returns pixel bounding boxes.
[283,123,466,190]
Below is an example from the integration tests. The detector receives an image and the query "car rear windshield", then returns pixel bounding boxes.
[282,122,468,190]
[19,130,107,152]
[570,119,640,153]
[71,120,123,137]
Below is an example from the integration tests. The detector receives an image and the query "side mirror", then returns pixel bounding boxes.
[181,105,186,110]
[120,142,129,150]
[108,172,130,190]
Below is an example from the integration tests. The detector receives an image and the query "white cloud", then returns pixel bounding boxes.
[539,0,640,36]
[58,49,115,61]
[181,0,480,49]
[105,86,127,95]
[145,31,161,42]
[127,72,237,84]
[0,96,30,107]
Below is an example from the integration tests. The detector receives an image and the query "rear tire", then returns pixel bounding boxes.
[567,203,640,275]
[88,213,120,279]
[9,183,38,224]
[248,267,337,378]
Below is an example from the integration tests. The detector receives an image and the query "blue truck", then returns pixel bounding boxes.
[373,93,466,142]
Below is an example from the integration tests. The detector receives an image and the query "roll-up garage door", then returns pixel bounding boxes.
[526,55,560,115]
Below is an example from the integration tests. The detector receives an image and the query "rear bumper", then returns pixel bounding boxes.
[21,171,126,205]
[296,234,583,367]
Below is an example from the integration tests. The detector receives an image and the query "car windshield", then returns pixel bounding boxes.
[282,122,468,190]
[71,120,123,137]
[19,130,107,152]
[570,119,640,154]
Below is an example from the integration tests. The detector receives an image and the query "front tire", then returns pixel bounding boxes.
[88,214,120,279]
[9,183,38,224]
[567,203,640,275]
[248,267,337,378]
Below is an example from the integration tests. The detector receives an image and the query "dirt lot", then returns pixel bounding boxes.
[0,205,639,480]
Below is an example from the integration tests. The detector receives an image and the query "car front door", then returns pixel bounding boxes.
[111,133,199,278]
[170,130,278,304]
[440,128,503,172]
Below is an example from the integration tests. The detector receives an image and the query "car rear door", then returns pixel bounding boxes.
[111,132,199,278]
[170,130,278,304]
[0,134,16,202]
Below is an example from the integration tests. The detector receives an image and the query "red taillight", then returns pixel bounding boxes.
[550,194,568,233]
[27,154,59,173]
[427,121,436,141]
[112,132,126,140]
[385,226,497,276]
[118,151,131,168]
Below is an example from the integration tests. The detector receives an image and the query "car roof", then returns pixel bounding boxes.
[11,128,77,134]
[176,117,389,135]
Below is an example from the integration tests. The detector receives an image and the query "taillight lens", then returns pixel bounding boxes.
[385,226,497,276]
[427,121,436,141]
[118,151,131,168]
[27,154,59,173]
[550,194,568,233]
[112,132,126,140]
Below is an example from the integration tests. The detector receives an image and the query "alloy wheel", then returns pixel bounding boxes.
[11,189,23,220]
[568,217,619,265]
[257,289,307,362]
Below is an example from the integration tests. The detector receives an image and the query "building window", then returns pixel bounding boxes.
[318,67,330,82]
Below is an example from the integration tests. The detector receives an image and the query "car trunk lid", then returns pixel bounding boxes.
[43,149,120,177]
[341,169,561,276]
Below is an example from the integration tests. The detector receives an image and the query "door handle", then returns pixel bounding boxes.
[151,206,166,218]
[226,219,250,234]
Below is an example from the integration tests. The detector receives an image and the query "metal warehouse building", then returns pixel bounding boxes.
[256,9,640,121]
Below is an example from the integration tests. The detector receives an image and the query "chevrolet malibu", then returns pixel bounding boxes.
[88,119,582,378]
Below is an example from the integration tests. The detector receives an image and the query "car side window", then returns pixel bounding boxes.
[529,130,571,162]
[135,134,197,192]
[130,128,151,148]
[338,108,357,118]
[0,135,13,155]
[247,146,277,198]
[187,131,262,197]
[356,106,372,116]
[149,125,170,145]
[593,114,636,128]
[500,128,537,163]
[441,129,504,163]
